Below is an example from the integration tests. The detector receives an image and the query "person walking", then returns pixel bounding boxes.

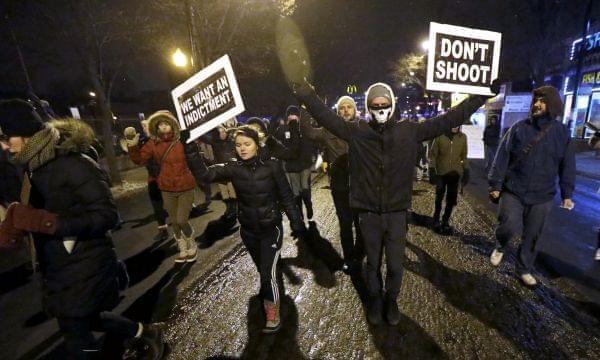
[190,126,305,333]
[0,99,164,359]
[299,96,364,274]
[483,114,501,172]
[125,110,198,263]
[429,126,469,234]
[488,86,575,287]
[294,80,494,325]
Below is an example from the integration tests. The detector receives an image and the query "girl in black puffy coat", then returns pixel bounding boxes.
[189,126,305,334]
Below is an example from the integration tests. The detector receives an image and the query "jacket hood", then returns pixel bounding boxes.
[365,82,396,120]
[51,118,96,153]
[147,110,181,139]
[531,86,563,120]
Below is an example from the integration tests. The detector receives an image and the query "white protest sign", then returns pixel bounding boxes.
[171,55,245,142]
[426,22,502,96]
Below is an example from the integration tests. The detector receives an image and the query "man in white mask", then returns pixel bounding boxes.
[294,79,498,326]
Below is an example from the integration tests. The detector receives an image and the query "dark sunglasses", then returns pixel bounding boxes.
[370,104,392,110]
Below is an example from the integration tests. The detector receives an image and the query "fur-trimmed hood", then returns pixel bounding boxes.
[51,118,96,153]
[147,110,180,139]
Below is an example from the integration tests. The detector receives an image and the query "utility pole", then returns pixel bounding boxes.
[569,0,593,139]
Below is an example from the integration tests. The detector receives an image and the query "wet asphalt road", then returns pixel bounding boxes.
[160,177,600,359]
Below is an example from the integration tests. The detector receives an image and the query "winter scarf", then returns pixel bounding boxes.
[15,125,60,171]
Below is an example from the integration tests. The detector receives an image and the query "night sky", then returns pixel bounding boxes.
[1,0,598,115]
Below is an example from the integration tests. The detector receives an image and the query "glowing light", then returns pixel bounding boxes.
[172,48,188,68]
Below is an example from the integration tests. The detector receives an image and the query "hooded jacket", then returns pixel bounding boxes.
[298,86,486,212]
[23,119,120,317]
[488,86,575,204]
[128,112,196,192]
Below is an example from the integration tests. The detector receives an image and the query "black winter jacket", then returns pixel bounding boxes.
[190,155,304,233]
[299,89,486,212]
[29,152,120,318]
[274,121,314,172]
[483,122,501,147]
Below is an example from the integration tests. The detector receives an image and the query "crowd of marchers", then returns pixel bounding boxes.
[0,74,597,359]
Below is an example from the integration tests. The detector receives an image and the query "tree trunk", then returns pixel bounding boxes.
[88,63,122,185]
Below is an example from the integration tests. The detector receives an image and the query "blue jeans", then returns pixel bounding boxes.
[484,145,498,173]
[495,192,553,273]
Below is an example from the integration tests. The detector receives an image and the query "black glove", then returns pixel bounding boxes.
[291,222,307,240]
[489,79,501,97]
[428,167,438,185]
[461,168,470,187]
[180,129,191,143]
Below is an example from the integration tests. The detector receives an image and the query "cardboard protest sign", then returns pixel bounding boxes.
[426,22,502,96]
[171,55,245,142]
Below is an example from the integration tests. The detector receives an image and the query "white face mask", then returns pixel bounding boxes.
[370,107,393,123]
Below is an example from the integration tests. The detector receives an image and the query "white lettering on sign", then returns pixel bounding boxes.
[426,22,502,96]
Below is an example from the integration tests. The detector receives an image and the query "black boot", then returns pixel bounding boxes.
[384,293,400,325]
[301,189,314,220]
[153,227,170,242]
[295,196,304,220]
[367,294,383,325]
[123,323,165,360]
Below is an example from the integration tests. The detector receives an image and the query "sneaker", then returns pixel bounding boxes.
[384,295,400,326]
[263,300,281,333]
[123,323,165,360]
[595,248,600,261]
[490,249,504,266]
[174,238,187,263]
[367,294,383,325]
[520,273,537,287]
[186,246,198,263]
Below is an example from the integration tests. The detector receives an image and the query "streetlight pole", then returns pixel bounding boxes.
[186,0,199,72]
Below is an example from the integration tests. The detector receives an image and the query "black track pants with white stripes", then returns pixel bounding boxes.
[240,223,283,303]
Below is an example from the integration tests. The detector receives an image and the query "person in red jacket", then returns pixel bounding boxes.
[125,111,197,263]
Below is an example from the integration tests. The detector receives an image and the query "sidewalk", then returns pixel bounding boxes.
[576,151,600,181]
[465,157,600,308]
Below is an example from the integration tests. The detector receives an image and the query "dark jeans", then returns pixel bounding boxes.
[241,223,283,303]
[484,144,498,173]
[331,189,363,265]
[147,181,166,226]
[359,211,407,299]
[434,172,460,224]
[57,312,139,359]
[495,192,553,273]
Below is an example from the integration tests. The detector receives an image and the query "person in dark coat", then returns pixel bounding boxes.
[189,126,305,334]
[200,124,238,219]
[488,85,575,287]
[275,106,315,220]
[483,114,501,172]
[429,126,469,234]
[294,80,493,326]
[0,99,163,359]
[300,96,364,274]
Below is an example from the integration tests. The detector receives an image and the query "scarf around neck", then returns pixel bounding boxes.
[15,126,60,171]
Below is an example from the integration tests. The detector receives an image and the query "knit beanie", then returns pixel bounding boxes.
[336,96,357,111]
[0,99,44,137]
[246,117,268,134]
[286,105,301,118]
[366,84,392,107]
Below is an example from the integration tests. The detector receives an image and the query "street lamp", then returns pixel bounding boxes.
[172,48,189,68]
[89,91,96,98]
[421,40,430,51]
